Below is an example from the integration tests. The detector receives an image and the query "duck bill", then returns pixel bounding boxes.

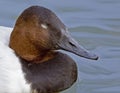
[57,33,98,60]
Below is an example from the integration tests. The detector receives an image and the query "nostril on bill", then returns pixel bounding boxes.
[69,42,77,48]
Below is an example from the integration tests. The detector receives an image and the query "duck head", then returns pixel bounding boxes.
[9,6,98,63]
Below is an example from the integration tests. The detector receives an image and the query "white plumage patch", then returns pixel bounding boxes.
[0,26,31,93]
[41,24,48,29]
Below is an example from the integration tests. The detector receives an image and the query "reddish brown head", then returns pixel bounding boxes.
[9,6,98,63]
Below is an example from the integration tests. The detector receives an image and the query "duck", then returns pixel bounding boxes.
[0,6,98,93]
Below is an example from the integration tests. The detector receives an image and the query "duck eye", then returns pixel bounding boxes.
[41,24,48,29]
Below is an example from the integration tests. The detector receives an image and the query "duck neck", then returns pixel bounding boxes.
[30,50,57,63]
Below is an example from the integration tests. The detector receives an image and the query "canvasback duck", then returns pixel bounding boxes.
[0,6,98,93]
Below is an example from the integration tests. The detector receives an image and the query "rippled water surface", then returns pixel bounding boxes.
[1,0,120,93]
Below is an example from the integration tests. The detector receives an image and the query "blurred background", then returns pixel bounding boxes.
[1,0,120,93]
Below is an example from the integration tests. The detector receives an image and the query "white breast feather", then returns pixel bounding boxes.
[0,26,31,93]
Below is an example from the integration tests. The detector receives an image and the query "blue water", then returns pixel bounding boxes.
[1,0,120,93]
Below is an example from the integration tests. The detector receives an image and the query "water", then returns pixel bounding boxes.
[1,0,120,93]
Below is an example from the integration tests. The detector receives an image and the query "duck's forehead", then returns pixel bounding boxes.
[26,6,56,22]
[29,6,66,29]
[21,6,66,33]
